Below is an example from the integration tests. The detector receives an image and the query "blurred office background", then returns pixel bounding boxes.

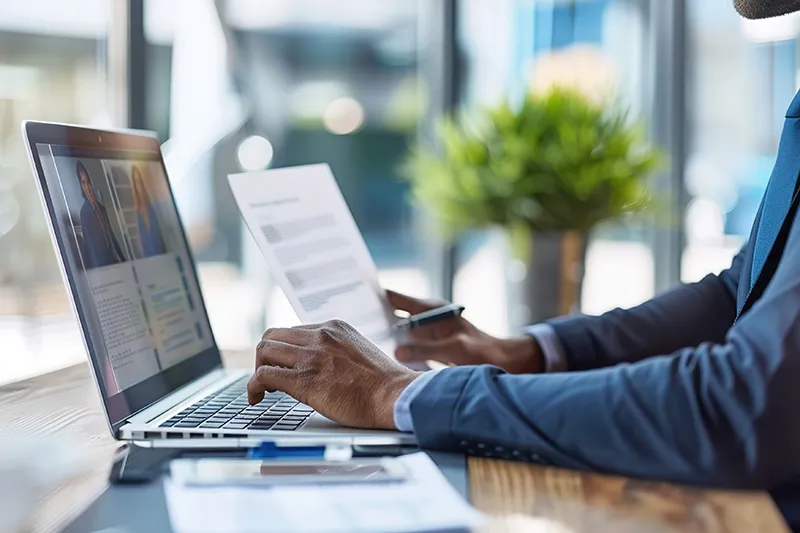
[0,0,794,384]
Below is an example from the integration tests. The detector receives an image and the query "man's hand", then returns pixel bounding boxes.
[247,320,419,430]
[387,290,545,374]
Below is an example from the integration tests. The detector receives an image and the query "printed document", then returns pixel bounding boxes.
[228,164,398,354]
[164,452,482,533]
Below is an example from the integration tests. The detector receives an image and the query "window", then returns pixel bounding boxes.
[143,0,436,349]
[456,0,655,334]
[683,0,799,281]
[0,0,115,385]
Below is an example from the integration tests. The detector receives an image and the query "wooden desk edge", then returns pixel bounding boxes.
[0,358,791,533]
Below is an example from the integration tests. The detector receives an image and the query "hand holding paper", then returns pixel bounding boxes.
[228,164,401,357]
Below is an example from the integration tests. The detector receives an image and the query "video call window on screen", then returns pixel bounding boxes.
[37,144,213,397]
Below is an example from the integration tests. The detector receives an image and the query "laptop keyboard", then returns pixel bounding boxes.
[158,377,315,432]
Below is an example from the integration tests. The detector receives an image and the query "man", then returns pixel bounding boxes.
[77,161,125,269]
[249,0,800,497]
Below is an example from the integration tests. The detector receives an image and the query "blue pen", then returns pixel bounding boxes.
[393,304,465,331]
[247,442,352,461]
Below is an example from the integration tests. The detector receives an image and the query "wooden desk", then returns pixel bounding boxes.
[0,354,789,533]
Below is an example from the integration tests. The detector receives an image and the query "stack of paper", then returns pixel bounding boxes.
[164,453,482,533]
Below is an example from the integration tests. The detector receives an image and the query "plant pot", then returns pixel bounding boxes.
[522,231,588,325]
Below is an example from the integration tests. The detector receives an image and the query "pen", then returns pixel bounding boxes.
[247,442,352,461]
[393,304,466,331]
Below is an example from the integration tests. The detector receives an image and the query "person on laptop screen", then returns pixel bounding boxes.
[131,164,167,257]
[76,160,125,269]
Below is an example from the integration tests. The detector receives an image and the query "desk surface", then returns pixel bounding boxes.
[0,352,789,533]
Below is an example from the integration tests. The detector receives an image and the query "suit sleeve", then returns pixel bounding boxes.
[410,244,800,489]
[546,247,745,371]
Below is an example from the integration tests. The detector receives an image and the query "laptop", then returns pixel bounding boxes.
[22,121,414,445]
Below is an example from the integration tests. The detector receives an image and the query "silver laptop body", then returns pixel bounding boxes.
[22,121,413,446]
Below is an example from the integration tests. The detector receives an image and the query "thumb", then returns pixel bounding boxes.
[395,336,469,365]
[386,290,443,315]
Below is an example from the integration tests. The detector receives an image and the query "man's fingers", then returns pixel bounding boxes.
[247,365,295,405]
[255,327,315,369]
[261,326,315,344]
[395,337,469,365]
[386,290,441,315]
[255,339,306,369]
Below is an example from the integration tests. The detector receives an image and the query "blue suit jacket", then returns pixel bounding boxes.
[409,180,800,491]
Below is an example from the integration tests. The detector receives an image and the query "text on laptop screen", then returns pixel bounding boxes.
[35,143,214,396]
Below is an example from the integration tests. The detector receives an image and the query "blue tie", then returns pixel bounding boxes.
[750,89,800,288]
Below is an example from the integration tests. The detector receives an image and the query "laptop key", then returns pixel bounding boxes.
[249,421,276,430]
[272,423,299,431]
[159,421,177,427]
[280,415,307,422]
[200,422,224,429]
[175,421,201,428]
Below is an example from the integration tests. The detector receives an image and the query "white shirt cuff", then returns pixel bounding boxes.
[393,325,566,432]
[393,370,441,432]
[525,323,568,373]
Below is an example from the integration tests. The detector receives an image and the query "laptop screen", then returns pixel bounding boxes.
[26,124,222,427]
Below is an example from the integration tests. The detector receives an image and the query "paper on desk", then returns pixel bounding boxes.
[228,164,400,356]
[163,452,482,533]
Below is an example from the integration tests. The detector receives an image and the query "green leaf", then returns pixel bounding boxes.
[399,87,664,235]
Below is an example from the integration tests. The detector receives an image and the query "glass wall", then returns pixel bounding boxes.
[683,0,799,281]
[143,0,434,349]
[0,0,114,384]
[5,0,787,384]
[456,0,655,334]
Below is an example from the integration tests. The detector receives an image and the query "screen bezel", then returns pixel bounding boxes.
[23,121,224,433]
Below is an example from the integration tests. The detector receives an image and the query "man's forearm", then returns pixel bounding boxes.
[407,341,797,490]
[544,248,744,371]
[394,327,559,432]
[405,238,800,489]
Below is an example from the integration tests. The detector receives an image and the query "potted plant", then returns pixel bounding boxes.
[401,87,662,323]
